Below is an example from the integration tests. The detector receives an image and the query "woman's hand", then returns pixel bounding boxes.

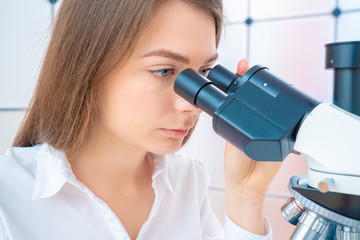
[224,59,283,235]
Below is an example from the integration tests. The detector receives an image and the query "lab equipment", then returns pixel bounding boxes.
[174,41,360,239]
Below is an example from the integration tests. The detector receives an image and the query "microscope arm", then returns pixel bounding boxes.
[293,102,360,196]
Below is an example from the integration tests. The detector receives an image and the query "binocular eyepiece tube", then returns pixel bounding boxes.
[173,69,227,117]
[174,64,319,162]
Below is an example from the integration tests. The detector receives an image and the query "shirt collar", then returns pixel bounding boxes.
[32,143,79,200]
[32,144,176,200]
[149,153,175,195]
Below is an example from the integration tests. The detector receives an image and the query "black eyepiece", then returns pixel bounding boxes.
[207,64,239,93]
[174,68,227,116]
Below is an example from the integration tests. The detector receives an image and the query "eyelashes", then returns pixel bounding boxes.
[152,69,175,78]
[151,68,212,80]
[199,68,211,77]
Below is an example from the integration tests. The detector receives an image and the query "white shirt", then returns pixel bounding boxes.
[0,143,272,240]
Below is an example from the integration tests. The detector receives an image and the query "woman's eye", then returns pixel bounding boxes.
[152,69,175,78]
[199,68,212,77]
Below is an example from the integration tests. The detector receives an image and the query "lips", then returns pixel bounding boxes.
[160,128,190,139]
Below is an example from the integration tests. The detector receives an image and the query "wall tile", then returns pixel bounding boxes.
[223,0,248,23]
[337,12,360,41]
[249,16,335,101]
[268,154,308,195]
[250,0,336,20]
[217,23,248,71]
[0,0,52,108]
[339,0,360,10]
[0,111,26,154]
[53,0,63,15]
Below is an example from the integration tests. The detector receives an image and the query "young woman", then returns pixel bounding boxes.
[0,0,282,239]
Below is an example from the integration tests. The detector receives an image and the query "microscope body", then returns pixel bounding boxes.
[288,102,360,240]
[294,102,360,196]
[174,41,360,239]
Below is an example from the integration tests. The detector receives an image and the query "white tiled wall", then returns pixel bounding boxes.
[338,12,360,41]
[217,23,248,71]
[339,0,360,10]
[250,0,336,19]
[0,111,25,154]
[223,0,248,23]
[0,0,52,109]
[1,1,359,239]
[249,16,335,101]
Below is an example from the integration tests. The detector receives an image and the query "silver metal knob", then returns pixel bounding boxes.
[281,197,305,225]
[290,210,328,240]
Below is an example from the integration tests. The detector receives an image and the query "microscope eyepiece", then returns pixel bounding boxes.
[207,64,239,93]
[173,68,210,107]
[174,68,227,116]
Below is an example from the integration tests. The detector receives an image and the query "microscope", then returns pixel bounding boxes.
[174,41,360,239]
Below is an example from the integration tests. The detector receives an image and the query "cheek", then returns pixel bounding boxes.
[106,84,174,128]
[136,87,174,119]
[100,69,178,131]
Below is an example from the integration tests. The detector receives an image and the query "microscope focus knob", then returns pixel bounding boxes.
[318,178,335,193]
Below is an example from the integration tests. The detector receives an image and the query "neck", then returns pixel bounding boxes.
[69,127,153,194]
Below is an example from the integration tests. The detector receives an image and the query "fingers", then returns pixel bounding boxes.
[237,59,249,76]
[225,141,237,152]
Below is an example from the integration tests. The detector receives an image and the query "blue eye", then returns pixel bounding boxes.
[152,69,175,78]
[199,68,212,77]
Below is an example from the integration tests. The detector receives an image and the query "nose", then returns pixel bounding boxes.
[174,94,203,115]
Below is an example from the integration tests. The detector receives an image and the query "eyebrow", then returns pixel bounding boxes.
[141,49,218,65]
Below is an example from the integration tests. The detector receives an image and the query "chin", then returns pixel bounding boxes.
[148,138,184,155]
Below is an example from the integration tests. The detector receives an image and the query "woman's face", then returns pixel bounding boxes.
[99,0,217,154]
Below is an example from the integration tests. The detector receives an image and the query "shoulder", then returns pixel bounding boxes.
[0,145,42,199]
[0,145,41,177]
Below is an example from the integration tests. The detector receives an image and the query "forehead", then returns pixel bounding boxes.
[133,0,217,61]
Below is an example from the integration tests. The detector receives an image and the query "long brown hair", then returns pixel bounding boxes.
[13,0,223,157]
